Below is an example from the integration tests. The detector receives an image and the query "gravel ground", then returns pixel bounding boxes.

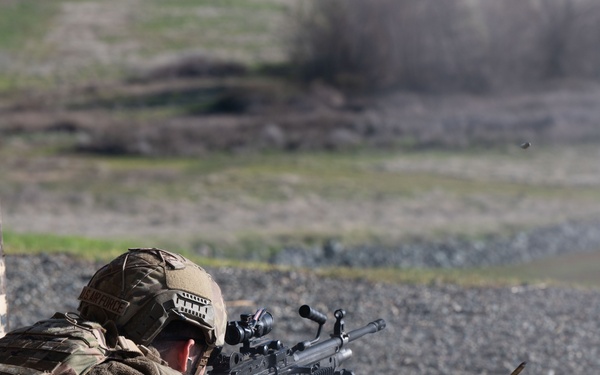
[5,253,600,375]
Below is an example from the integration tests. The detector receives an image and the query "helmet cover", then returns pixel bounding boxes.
[77,248,227,347]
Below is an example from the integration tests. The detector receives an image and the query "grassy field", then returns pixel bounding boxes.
[2,0,600,289]
[2,140,600,287]
[0,0,293,93]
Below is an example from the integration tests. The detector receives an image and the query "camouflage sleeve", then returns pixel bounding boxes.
[86,355,182,375]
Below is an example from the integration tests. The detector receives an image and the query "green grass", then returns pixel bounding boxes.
[2,144,600,287]
[0,0,295,94]
[0,232,267,280]
[127,0,290,63]
[318,266,543,288]
[0,230,287,270]
[0,1,58,51]
[3,146,596,255]
[2,231,141,261]
[81,149,600,204]
[4,229,600,289]
[0,1,62,93]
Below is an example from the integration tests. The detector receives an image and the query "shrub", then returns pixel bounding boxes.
[286,0,600,93]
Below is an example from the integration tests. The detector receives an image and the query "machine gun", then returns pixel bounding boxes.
[208,305,386,375]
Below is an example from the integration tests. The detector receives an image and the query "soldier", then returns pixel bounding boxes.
[0,248,227,375]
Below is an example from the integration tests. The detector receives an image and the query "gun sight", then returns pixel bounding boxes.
[225,308,274,345]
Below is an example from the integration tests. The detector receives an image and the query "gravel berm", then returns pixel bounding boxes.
[271,219,600,269]
[5,253,600,375]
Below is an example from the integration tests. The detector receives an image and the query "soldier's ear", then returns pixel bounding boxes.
[161,339,194,371]
[177,339,195,372]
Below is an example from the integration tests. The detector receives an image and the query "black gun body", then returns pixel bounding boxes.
[294,319,385,365]
[210,319,386,375]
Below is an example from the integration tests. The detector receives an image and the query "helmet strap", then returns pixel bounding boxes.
[194,347,213,375]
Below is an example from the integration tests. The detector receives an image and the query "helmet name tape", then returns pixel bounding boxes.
[78,286,130,316]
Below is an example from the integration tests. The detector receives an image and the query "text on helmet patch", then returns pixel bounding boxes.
[78,286,130,316]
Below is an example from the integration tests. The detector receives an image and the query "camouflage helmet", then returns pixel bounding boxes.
[77,248,227,348]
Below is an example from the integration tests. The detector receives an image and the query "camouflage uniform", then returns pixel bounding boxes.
[85,345,181,375]
[0,249,227,375]
[0,312,171,375]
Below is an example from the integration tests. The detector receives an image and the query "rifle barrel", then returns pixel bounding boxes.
[294,319,386,364]
[348,319,386,341]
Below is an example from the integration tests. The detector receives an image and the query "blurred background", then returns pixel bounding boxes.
[2,0,600,286]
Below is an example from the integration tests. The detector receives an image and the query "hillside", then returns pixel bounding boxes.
[2,0,600,287]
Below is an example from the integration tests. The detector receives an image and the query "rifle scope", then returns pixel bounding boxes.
[225,308,273,345]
